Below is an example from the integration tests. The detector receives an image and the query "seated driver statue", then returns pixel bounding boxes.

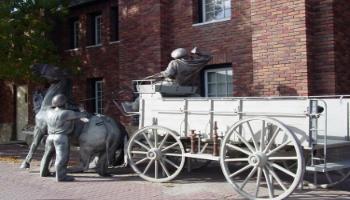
[40,94,89,182]
[122,47,212,112]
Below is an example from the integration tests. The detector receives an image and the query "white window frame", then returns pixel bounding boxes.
[94,80,103,114]
[202,0,231,23]
[204,67,233,97]
[94,15,102,45]
[73,20,79,48]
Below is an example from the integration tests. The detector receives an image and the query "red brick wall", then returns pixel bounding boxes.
[307,0,336,95]
[61,0,121,121]
[334,0,350,94]
[251,0,309,96]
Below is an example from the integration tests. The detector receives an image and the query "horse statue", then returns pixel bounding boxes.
[20,64,128,176]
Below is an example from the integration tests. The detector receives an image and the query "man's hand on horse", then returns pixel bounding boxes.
[80,118,89,123]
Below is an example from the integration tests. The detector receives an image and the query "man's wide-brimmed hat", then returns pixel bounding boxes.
[171,48,187,59]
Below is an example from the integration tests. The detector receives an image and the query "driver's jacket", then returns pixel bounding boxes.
[46,108,86,135]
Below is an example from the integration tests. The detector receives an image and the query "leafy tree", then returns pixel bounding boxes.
[0,0,73,82]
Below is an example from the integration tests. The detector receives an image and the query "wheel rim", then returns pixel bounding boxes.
[127,125,185,182]
[220,117,304,200]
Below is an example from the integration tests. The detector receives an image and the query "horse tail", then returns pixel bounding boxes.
[113,122,129,167]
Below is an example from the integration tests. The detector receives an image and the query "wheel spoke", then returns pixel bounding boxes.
[266,140,291,157]
[263,128,281,153]
[233,130,256,153]
[142,132,154,148]
[134,140,151,151]
[266,165,287,191]
[135,157,149,165]
[164,153,183,157]
[143,159,154,174]
[337,170,346,177]
[153,129,158,148]
[268,156,298,161]
[325,172,333,184]
[229,164,252,178]
[163,157,180,169]
[269,162,296,178]
[155,160,159,179]
[260,120,266,151]
[131,150,148,155]
[263,168,274,199]
[226,143,252,156]
[225,158,249,162]
[161,143,179,152]
[246,121,258,151]
[255,168,262,198]
[240,166,258,190]
[159,159,170,177]
[158,133,169,149]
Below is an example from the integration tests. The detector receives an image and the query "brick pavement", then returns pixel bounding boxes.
[1,144,350,200]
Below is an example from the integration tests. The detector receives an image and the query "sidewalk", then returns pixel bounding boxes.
[0,144,350,200]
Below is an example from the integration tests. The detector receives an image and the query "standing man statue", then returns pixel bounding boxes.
[40,94,88,182]
[20,64,78,169]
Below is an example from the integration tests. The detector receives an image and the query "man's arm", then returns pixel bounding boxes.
[63,110,89,121]
[160,60,178,79]
[190,47,212,64]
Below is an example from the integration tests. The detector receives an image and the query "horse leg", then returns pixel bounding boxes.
[69,146,92,173]
[96,152,110,177]
[20,126,45,169]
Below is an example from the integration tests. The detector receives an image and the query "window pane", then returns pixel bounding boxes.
[216,71,227,83]
[208,83,216,94]
[224,0,231,9]
[205,12,215,21]
[217,83,226,96]
[207,72,216,83]
[226,70,233,83]
[227,82,233,96]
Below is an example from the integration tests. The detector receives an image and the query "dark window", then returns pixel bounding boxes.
[69,18,79,49]
[89,13,102,45]
[110,6,119,41]
[88,78,103,114]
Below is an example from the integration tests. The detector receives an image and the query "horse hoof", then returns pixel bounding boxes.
[19,161,30,169]
[97,172,111,177]
[57,175,75,182]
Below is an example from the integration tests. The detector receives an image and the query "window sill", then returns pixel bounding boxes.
[109,40,120,45]
[192,18,231,27]
[64,48,81,52]
[86,44,102,49]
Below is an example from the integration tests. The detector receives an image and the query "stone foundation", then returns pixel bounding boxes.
[0,123,13,144]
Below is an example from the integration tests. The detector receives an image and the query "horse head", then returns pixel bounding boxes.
[30,64,70,81]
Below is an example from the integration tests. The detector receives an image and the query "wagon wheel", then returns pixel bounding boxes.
[220,117,304,200]
[127,125,185,182]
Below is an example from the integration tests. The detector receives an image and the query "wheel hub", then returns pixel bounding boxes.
[147,148,162,160]
[248,152,267,167]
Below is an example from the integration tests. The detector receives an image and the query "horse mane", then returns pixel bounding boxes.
[40,79,73,110]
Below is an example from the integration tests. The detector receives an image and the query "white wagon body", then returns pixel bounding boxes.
[123,81,350,200]
[138,84,350,147]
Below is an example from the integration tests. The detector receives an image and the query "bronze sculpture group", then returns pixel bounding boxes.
[20,47,212,182]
